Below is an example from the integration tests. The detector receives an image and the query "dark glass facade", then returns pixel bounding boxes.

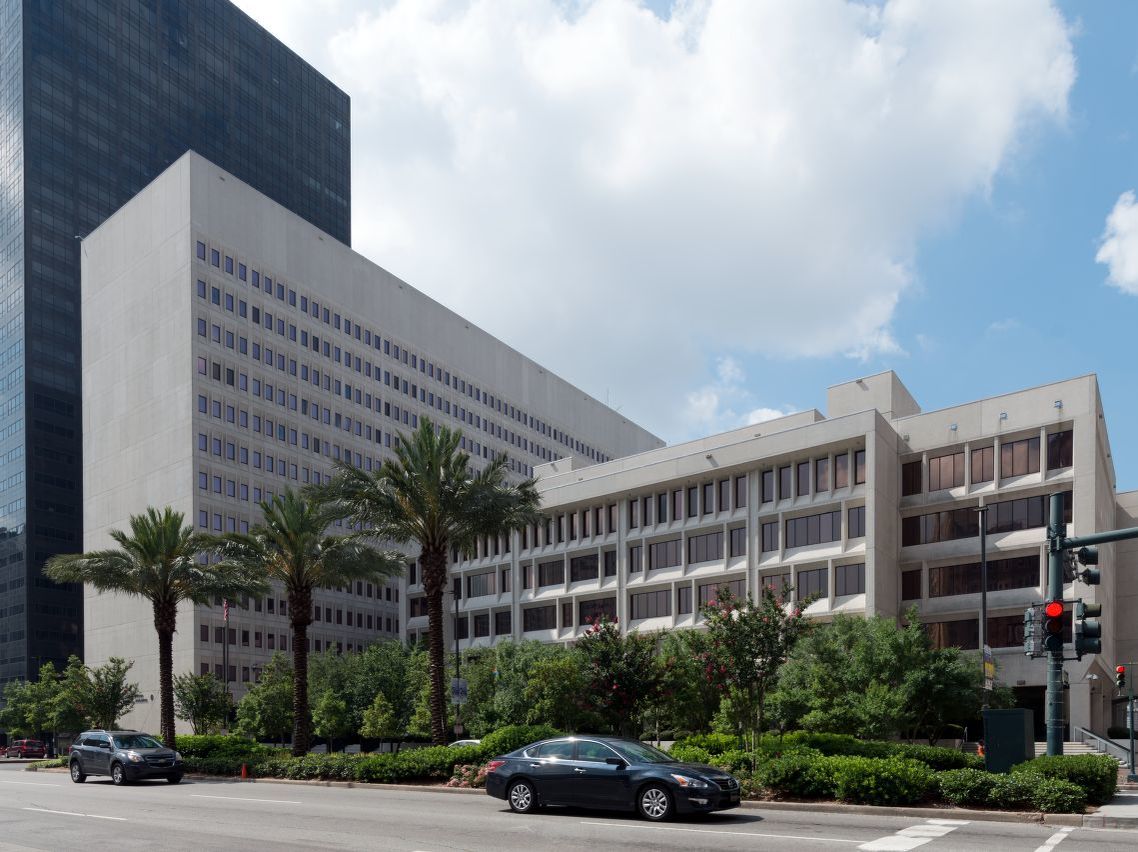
[0,0,351,685]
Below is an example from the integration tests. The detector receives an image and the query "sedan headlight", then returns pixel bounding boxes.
[126,751,144,763]
[669,773,710,789]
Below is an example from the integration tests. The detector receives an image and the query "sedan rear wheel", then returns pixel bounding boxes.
[637,784,673,821]
[508,780,537,814]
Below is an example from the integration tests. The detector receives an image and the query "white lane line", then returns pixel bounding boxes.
[22,807,126,822]
[858,819,970,851]
[190,794,303,805]
[579,820,861,843]
[0,779,62,786]
[1033,826,1076,852]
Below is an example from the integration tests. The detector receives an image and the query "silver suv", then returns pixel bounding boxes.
[69,730,183,785]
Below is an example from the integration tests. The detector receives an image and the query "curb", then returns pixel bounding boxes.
[739,799,1084,827]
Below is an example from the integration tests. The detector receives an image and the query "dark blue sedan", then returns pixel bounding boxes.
[485,736,741,821]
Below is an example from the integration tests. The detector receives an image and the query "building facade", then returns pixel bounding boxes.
[80,152,662,732]
[0,0,351,685]
[442,371,1122,737]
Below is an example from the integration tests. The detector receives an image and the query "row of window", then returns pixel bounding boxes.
[901,554,1041,600]
[628,478,747,529]
[760,506,865,552]
[760,450,867,503]
[900,490,1071,547]
[901,431,1073,496]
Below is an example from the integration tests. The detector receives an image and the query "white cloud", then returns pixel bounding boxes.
[232,0,1074,440]
[1096,190,1138,295]
[986,317,1021,334]
[681,356,795,435]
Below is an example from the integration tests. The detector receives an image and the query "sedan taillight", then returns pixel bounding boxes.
[485,760,506,773]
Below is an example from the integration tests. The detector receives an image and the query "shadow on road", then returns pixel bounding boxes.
[493,804,764,826]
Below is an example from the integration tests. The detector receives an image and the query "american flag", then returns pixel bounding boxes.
[223,598,229,623]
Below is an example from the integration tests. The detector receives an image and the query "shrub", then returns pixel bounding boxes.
[479,725,561,757]
[987,774,1036,810]
[175,734,271,760]
[730,769,763,799]
[28,758,67,770]
[756,751,834,799]
[446,763,490,788]
[668,745,712,765]
[829,757,933,806]
[937,768,997,807]
[671,732,738,755]
[1032,778,1087,813]
[779,732,894,758]
[1012,754,1118,806]
[892,744,982,771]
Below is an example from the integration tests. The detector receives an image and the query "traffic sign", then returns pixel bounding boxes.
[451,677,469,705]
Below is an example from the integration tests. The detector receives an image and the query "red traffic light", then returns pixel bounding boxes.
[1118,665,1127,675]
[1044,601,1064,618]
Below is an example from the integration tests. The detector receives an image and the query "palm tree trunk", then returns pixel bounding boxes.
[153,599,178,748]
[289,586,313,757]
[422,546,448,746]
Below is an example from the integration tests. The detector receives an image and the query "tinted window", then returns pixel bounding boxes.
[112,734,162,749]
[613,740,674,764]
[577,741,620,762]
[535,740,575,759]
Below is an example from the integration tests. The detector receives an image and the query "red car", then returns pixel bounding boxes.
[5,739,47,759]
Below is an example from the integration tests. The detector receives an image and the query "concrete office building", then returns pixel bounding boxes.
[443,371,1127,738]
[0,0,351,685]
[79,151,662,732]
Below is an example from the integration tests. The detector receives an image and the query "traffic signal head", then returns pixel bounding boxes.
[1043,600,1065,653]
[1077,547,1099,565]
[1074,600,1102,660]
[1117,665,1127,691]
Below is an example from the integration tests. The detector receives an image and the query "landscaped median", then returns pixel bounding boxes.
[27,727,1118,817]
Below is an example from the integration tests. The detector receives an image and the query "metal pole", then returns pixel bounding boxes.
[1129,675,1136,783]
[454,578,461,739]
[978,505,990,710]
[1045,493,1066,757]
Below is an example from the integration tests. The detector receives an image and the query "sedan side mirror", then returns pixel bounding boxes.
[605,757,626,768]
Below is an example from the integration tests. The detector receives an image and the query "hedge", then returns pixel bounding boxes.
[938,768,997,807]
[828,756,934,806]
[756,751,833,799]
[1012,754,1118,806]
[480,724,562,757]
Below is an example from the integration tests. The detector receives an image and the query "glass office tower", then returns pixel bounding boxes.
[0,0,351,685]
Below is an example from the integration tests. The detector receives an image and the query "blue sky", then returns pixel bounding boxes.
[233,1,1138,489]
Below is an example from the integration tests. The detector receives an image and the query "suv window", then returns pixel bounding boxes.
[111,735,162,749]
[577,741,619,762]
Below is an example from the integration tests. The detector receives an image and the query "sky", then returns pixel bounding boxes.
[231,0,1138,489]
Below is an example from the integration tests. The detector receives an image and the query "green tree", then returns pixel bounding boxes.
[235,654,293,744]
[44,507,265,747]
[460,640,565,737]
[575,617,664,737]
[312,690,353,752]
[58,656,141,730]
[0,677,38,736]
[210,489,404,755]
[523,654,592,732]
[360,693,399,746]
[173,672,231,735]
[657,630,722,736]
[312,419,541,744]
[701,587,810,744]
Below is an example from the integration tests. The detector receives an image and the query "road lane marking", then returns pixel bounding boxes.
[22,807,126,821]
[190,794,303,805]
[858,819,969,851]
[579,821,861,843]
[0,780,62,786]
[1033,826,1076,852]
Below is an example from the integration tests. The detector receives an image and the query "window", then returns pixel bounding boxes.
[562,601,573,628]
[494,611,512,636]
[835,453,849,488]
[929,451,965,491]
[971,446,994,484]
[761,521,779,553]
[677,586,693,615]
[901,507,979,546]
[687,487,699,519]
[199,624,208,643]
[735,475,747,508]
[778,465,792,500]
[630,589,671,620]
[785,510,841,548]
[1047,430,1073,469]
[473,614,490,638]
[1000,436,1040,479]
[648,539,682,570]
[901,460,922,496]
[797,567,828,600]
[687,531,723,564]
[815,459,829,493]
[929,554,1040,597]
[836,563,865,596]
[455,616,468,640]
[657,493,668,524]
[603,550,617,577]
[729,527,747,558]
[570,553,599,582]
[579,597,616,624]
[719,479,731,512]
[854,449,867,484]
[501,567,512,592]
[673,489,684,522]
[538,560,564,587]
[848,505,866,538]
[761,469,775,503]
[762,572,792,598]
[523,605,556,631]
[628,499,639,529]
[466,571,495,598]
[698,578,745,606]
[796,462,810,497]
[702,482,714,515]
[901,570,922,600]
[628,545,643,573]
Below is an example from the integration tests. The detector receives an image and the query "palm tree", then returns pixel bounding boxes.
[209,489,404,756]
[44,507,266,748]
[313,418,541,745]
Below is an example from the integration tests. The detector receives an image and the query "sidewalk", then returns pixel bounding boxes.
[1084,791,1138,829]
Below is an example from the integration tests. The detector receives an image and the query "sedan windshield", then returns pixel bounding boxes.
[112,735,162,750]
[612,740,675,764]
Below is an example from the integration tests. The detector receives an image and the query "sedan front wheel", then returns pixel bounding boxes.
[637,784,673,821]
[508,780,537,814]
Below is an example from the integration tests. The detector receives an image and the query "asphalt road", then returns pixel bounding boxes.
[0,760,1132,851]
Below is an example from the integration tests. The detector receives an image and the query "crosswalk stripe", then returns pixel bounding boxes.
[858,819,970,851]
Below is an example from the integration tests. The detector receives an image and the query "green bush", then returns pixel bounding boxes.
[28,758,67,770]
[174,734,271,760]
[829,757,933,806]
[779,732,893,758]
[668,745,712,765]
[987,774,1036,810]
[938,768,997,807]
[756,751,834,799]
[1012,754,1118,806]
[671,732,739,755]
[479,725,561,757]
[892,744,982,771]
[1032,778,1087,814]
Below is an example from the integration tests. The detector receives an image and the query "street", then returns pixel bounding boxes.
[0,761,1131,851]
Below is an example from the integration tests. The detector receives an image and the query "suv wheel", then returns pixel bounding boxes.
[166,772,183,784]
[111,762,128,785]
[69,760,86,783]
